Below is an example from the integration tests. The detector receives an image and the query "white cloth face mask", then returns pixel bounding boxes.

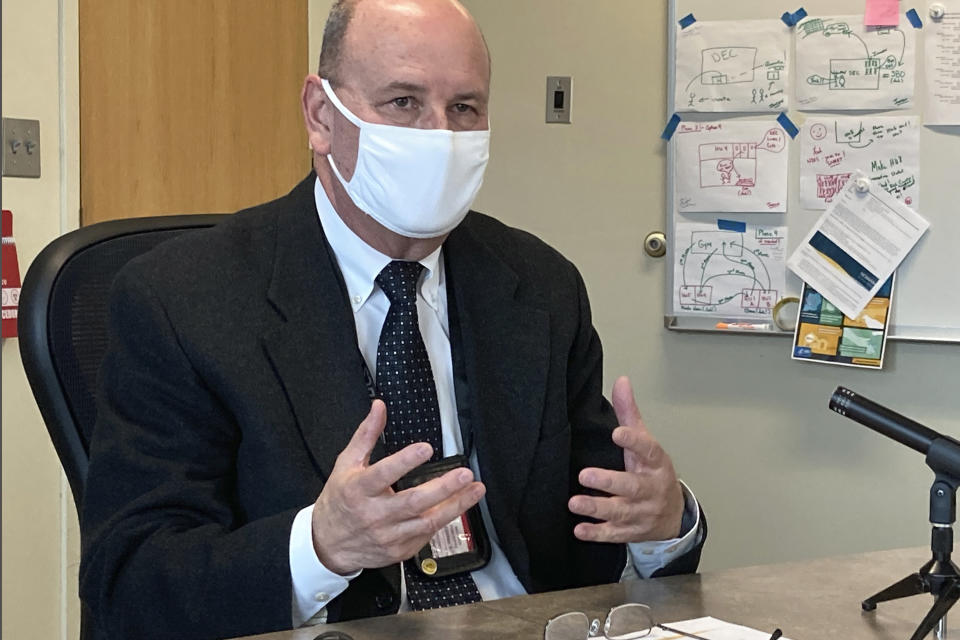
[321,78,490,239]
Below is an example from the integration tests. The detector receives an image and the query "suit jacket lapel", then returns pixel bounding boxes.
[259,185,550,534]
[261,175,381,480]
[445,220,550,547]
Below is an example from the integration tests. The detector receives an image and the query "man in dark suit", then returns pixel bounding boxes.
[80,0,705,638]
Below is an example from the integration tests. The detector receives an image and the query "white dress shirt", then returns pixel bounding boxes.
[289,179,701,626]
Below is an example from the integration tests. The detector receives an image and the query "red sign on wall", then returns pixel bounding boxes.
[2,209,21,338]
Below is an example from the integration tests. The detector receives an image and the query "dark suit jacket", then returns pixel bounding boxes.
[80,175,704,639]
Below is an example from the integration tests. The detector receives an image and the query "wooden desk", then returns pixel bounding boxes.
[238,547,954,639]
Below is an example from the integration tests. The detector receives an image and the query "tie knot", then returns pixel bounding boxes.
[376,260,424,304]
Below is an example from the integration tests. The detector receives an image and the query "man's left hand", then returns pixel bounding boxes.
[568,376,685,543]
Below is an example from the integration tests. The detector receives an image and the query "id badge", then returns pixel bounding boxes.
[395,455,491,578]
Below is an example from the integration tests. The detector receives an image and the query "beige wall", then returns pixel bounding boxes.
[449,0,960,570]
[2,0,81,638]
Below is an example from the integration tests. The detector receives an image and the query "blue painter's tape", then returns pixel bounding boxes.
[906,8,923,28]
[718,219,747,233]
[782,8,807,27]
[678,13,696,29]
[660,113,682,141]
[777,112,799,139]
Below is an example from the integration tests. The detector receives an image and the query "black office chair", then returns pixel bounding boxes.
[18,214,226,638]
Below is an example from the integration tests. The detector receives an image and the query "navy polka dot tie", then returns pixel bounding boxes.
[375,260,482,610]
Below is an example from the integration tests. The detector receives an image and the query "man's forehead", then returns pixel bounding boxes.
[339,0,488,77]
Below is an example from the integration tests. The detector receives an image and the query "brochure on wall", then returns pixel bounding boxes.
[792,276,893,369]
[787,171,929,320]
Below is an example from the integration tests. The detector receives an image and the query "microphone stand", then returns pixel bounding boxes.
[861,438,960,640]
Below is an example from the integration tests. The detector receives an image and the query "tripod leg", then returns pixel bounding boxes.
[863,573,928,611]
[909,583,960,640]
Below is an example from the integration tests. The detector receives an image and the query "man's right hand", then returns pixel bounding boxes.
[311,399,486,575]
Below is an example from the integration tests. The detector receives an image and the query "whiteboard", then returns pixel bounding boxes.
[664,0,960,343]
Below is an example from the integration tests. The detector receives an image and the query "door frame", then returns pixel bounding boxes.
[58,0,82,637]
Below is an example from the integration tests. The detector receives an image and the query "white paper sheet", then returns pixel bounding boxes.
[925,0,960,124]
[649,616,791,640]
[800,116,919,211]
[674,19,790,112]
[787,171,930,319]
[673,219,787,318]
[795,15,916,110]
[675,121,789,213]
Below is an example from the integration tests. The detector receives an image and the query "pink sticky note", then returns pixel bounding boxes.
[864,0,900,26]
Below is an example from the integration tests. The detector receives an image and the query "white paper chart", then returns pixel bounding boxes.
[795,14,916,110]
[674,19,790,112]
[925,0,960,124]
[800,116,919,210]
[673,219,787,318]
[674,121,789,213]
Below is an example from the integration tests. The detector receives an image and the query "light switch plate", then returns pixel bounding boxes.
[2,117,41,178]
[546,76,572,124]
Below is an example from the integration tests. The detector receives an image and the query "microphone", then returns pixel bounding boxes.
[832,388,960,639]
[830,386,960,482]
[829,386,941,455]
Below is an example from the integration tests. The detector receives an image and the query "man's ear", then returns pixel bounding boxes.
[301,74,332,155]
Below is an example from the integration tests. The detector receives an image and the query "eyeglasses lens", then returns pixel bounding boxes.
[544,611,591,640]
[605,603,654,640]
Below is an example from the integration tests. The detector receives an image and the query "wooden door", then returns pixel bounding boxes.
[79,0,310,225]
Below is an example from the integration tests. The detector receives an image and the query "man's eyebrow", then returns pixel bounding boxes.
[380,81,428,94]
[450,90,486,103]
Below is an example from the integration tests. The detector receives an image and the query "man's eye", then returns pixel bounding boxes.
[392,97,411,108]
[453,103,473,113]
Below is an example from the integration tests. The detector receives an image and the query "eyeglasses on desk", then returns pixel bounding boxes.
[544,603,783,640]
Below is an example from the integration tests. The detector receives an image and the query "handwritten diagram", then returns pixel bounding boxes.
[675,121,788,213]
[675,19,790,112]
[800,116,919,210]
[795,15,916,110]
[673,221,787,317]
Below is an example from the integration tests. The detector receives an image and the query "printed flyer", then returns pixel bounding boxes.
[792,276,894,369]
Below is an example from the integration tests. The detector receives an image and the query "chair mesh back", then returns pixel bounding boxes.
[47,229,190,450]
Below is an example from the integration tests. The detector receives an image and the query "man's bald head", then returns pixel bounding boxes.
[317,0,488,85]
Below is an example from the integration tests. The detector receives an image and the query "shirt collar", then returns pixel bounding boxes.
[314,177,443,313]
